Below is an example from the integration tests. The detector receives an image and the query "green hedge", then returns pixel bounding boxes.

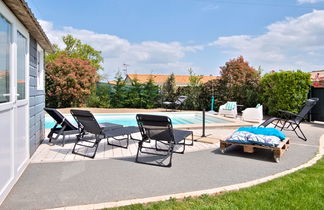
[260,70,311,115]
[87,80,160,109]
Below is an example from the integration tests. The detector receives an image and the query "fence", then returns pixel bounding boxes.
[309,87,324,122]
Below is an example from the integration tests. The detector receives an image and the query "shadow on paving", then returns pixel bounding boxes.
[0,123,322,210]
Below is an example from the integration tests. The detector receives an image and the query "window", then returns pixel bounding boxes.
[0,14,11,103]
[36,46,44,90]
[17,31,27,100]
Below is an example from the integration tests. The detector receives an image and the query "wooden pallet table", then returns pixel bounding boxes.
[220,138,290,163]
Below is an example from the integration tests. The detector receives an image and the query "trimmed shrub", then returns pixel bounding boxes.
[260,70,311,115]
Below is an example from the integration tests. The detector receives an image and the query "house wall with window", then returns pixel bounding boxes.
[29,37,45,155]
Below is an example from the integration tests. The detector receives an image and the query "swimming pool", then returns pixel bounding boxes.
[45,112,231,129]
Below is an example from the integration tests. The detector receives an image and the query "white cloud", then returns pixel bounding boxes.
[297,0,324,4]
[210,10,324,71]
[39,20,203,80]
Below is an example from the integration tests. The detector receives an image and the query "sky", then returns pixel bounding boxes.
[26,0,324,80]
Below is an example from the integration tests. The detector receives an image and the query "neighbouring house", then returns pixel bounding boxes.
[0,0,53,204]
[124,74,219,86]
[108,80,117,85]
[310,70,324,88]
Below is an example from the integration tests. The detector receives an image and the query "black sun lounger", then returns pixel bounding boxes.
[70,109,140,158]
[162,95,187,111]
[259,98,319,141]
[45,108,122,146]
[44,108,81,146]
[135,114,193,167]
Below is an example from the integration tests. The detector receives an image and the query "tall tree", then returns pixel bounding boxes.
[142,77,159,108]
[162,73,176,101]
[45,35,104,107]
[46,35,104,70]
[110,72,127,108]
[219,56,261,106]
[188,68,202,109]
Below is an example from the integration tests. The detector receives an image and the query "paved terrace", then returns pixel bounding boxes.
[33,108,252,163]
[1,121,323,210]
[31,128,235,163]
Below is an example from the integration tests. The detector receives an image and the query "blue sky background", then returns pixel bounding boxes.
[26,0,324,80]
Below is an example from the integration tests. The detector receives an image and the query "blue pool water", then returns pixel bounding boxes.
[45,112,231,129]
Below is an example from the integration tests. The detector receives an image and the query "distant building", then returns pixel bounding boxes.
[124,74,219,86]
[108,80,117,85]
[311,70,324,88]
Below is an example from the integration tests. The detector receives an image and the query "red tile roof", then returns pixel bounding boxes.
[126,74,219,85]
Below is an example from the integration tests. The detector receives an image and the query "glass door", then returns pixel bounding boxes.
[0,14,13,201]
[14,30,28,172]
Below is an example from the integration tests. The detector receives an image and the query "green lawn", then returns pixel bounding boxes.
[108,157,324,210]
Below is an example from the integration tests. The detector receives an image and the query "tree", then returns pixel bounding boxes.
[125,78,143,108]
[110,72,127,108]
[86,83,111,108]
[45,35,104,107]
[162,73,176,101]
[46,35,104,70]
[218,56,261,106]
[45,54,98,108]
[186,69,203,109]
[142,78,160,108]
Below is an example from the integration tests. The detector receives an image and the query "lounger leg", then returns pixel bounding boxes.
[295,125,307,141]
[48,130,54,142]
[72,134,101,158]
[107,135,129,149]
[47,123,58,141]
[185,133,194,146]
[135,141,142,163]
[49,125,67,145]
[274,120,280,128]
[62,134,65,147]
[135,140,174,167]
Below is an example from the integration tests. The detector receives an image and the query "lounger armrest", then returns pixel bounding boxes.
[278,110,306,121]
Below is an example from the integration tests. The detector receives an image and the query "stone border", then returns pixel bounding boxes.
[45,135,324,210]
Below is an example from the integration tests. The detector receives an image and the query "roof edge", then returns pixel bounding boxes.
[2,0,54,52]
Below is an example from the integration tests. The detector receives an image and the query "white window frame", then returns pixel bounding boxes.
[36,44,44,90]
[0,13,12,106]
[0,1,29,109]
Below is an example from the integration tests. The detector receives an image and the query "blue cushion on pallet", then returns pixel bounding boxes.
[237,127,286,140]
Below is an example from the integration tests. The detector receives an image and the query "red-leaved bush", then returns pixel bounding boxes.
[45,54,98,107]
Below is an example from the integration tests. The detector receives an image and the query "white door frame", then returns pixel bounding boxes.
[0,0,30,204]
